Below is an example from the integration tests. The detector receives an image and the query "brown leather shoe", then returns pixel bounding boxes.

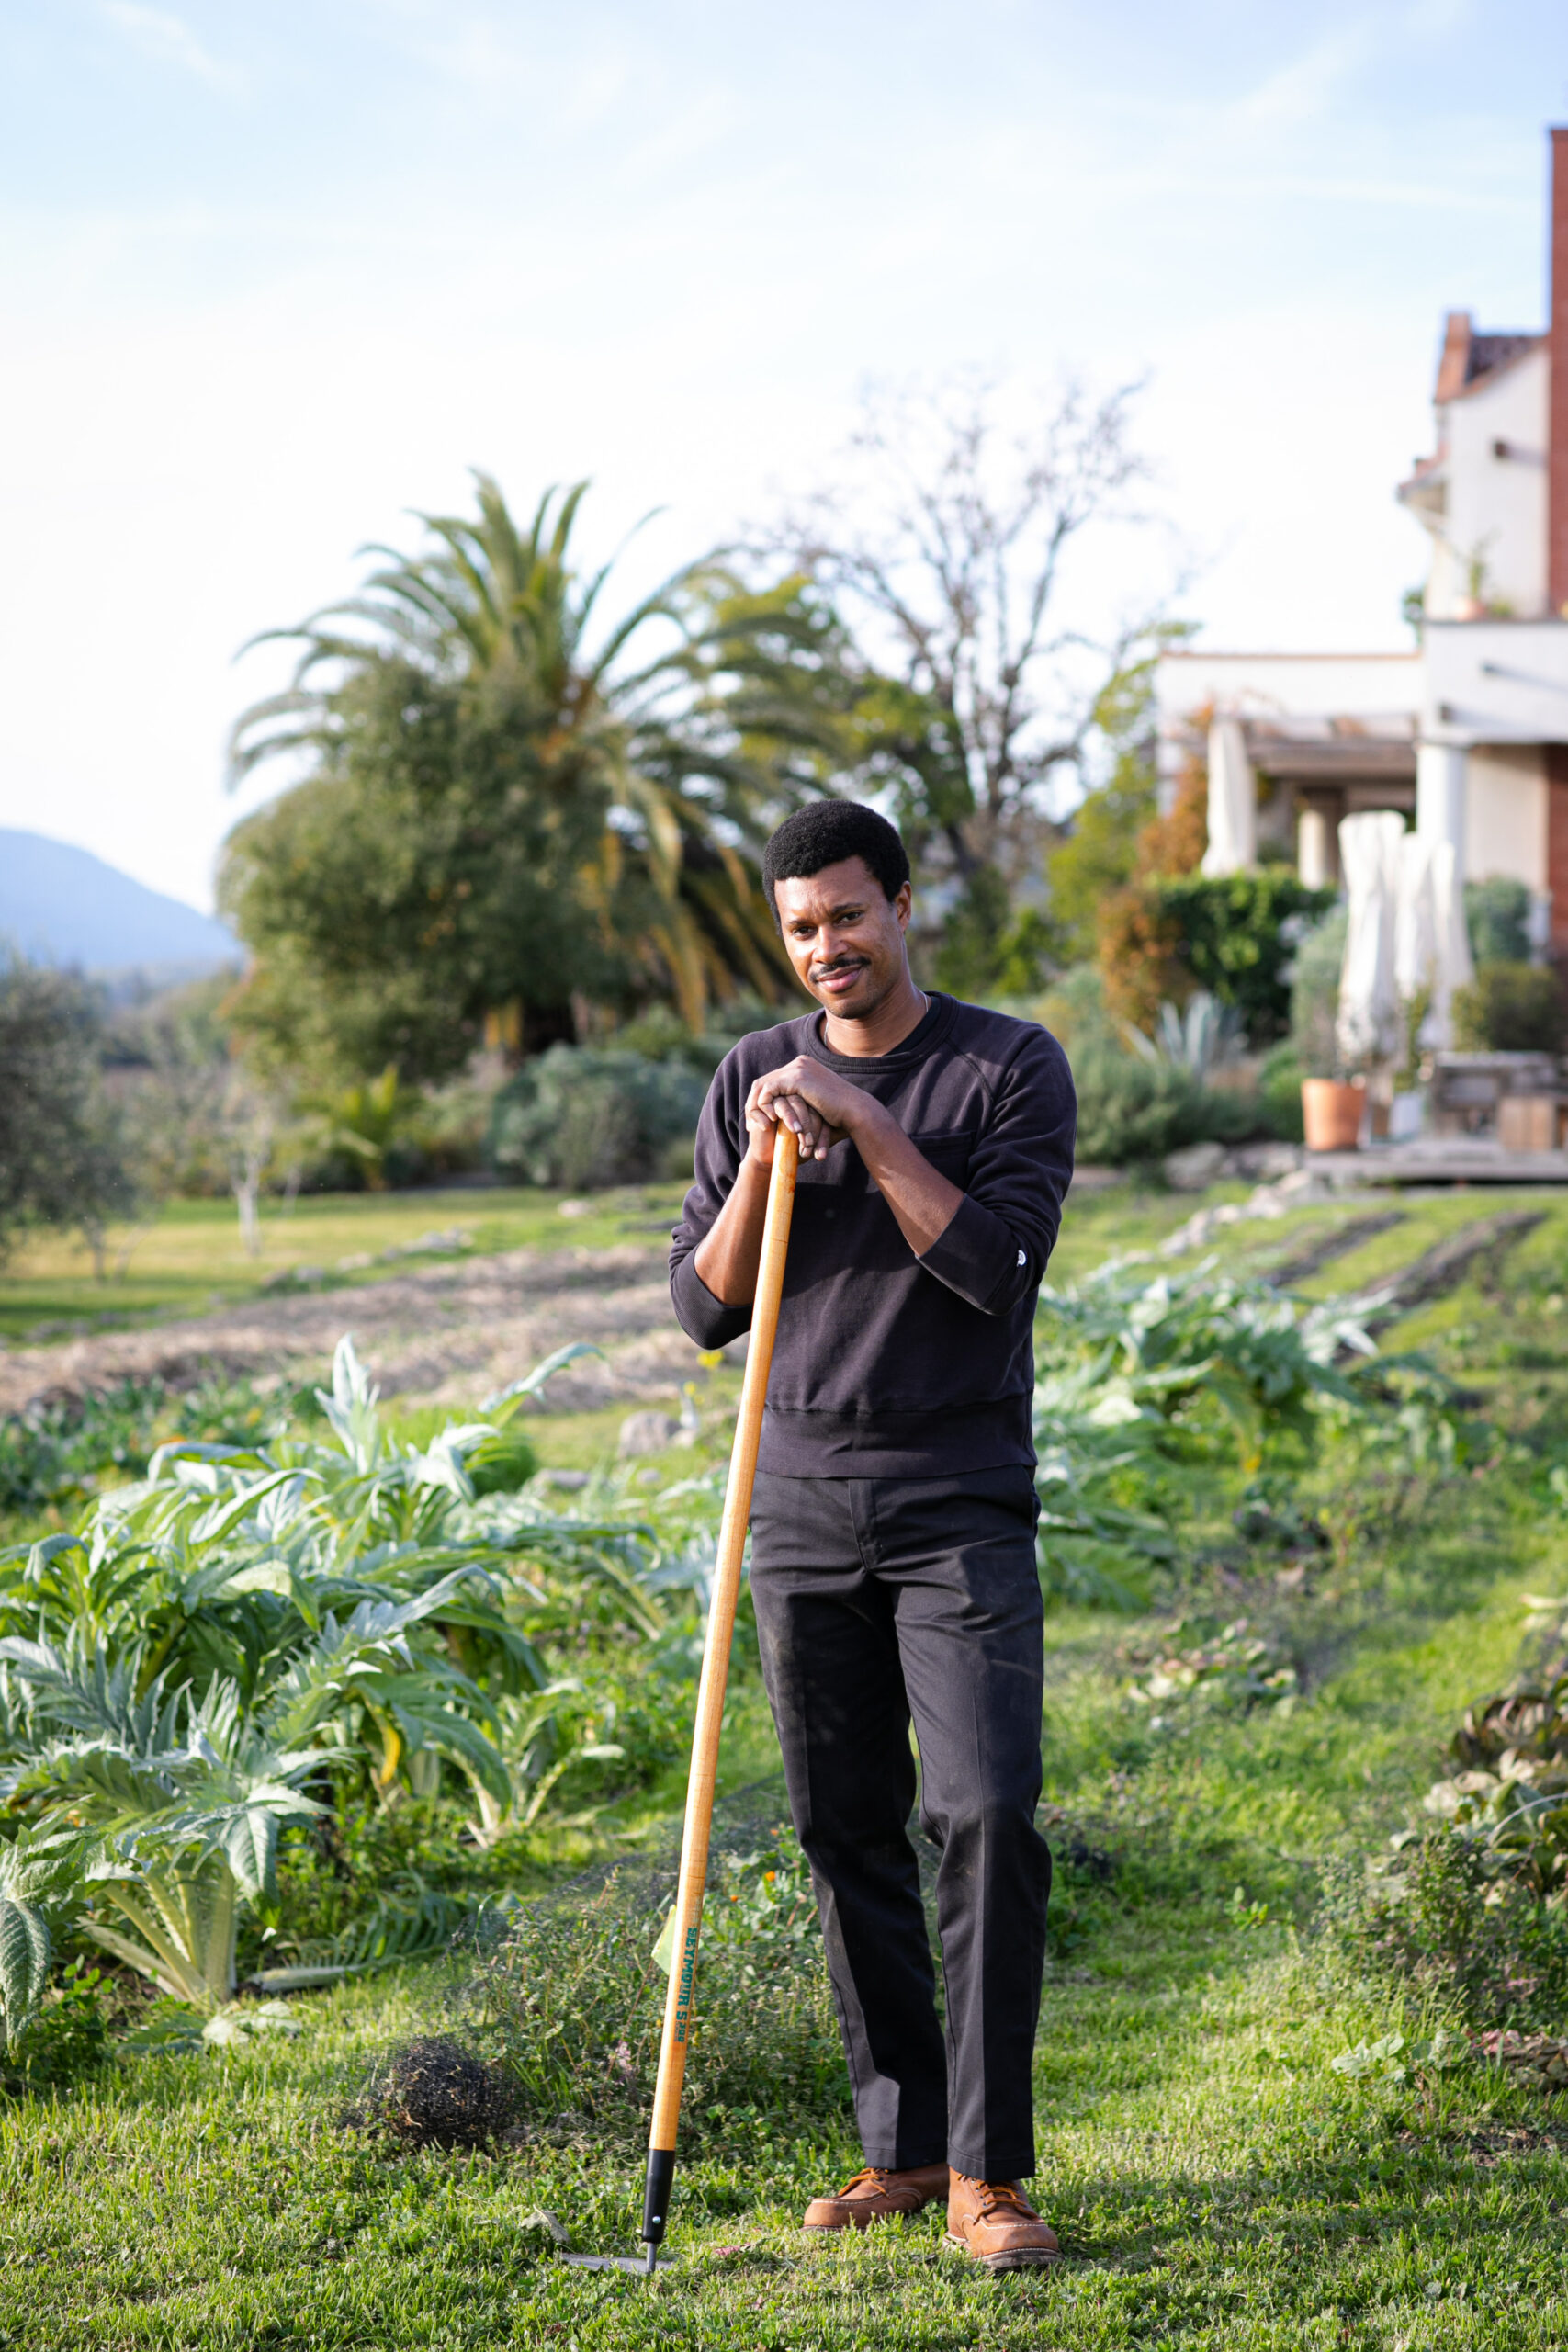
[945,2175,1062,2272]
[803,2162,951,2231]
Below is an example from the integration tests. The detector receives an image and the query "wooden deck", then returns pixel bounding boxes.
[1308,1138,1568,1186]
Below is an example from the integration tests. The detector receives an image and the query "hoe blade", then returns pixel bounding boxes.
[558,2248,665,2276]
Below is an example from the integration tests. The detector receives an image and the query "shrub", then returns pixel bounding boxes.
[1097,874,1335,1045]
[932,867,1054,998]
[0,1372,291,1532]
[1136,752,1210,878]
[1095,886,1183,1032]
[0,960,140,1263]
[490,1046,708,1189]
[1071,1042,1252,1166]
[1043,755,1160,966]
[1258,1041,1305,1139]
[1452,961,1566,1054]
[618,996,784,1077]
[1325,1669,1568,2031]
[391,1076,495,1183]
[1014,963,1120,1055]
[1156,873,1337,1045]
[1465,876,1531,967]
[0,1960,111,2094]
[1289,905,1348,1080]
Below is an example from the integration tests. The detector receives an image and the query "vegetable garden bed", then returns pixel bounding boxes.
[3,1184,1568,2346]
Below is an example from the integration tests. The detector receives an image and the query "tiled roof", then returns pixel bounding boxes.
[1435,311,1543,404]
[1465,331,1542,383]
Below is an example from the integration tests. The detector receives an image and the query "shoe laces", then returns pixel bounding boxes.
[839,2167,893,2195]
[965,2179,1036,2222]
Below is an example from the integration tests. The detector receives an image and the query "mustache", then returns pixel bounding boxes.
[811,956,868,977]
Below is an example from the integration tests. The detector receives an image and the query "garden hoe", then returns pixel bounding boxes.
[560,1126,800,2278]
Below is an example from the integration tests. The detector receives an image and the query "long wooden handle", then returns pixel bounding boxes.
[641,1127,798,2248]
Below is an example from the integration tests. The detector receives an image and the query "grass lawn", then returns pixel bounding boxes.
[6,1552,1565,2350]
[5,1183,1568,2345]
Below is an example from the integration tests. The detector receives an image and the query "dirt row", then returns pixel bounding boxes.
[0,1242,728,1420]
[0,1204,1549,1424]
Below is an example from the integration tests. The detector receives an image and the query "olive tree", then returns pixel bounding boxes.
[0,961,140,1272]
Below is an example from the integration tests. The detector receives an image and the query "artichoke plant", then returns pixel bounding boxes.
[0,1337,680,2007]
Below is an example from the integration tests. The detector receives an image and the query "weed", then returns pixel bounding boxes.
[1325,1831,1568,2031]
[0,1962,110,2095]
[1122,1614,1299,1714]
[0,1370,295,1530]
[462,1829,849,2153]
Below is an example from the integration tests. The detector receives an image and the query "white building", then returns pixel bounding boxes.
[1156,125,1568,944]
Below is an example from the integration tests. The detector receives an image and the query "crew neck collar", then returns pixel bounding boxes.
[807,990,956,1067]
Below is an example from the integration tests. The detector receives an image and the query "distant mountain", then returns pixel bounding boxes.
[0,829,242,986]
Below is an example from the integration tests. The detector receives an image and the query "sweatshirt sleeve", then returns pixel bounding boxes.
[669,1046,755,1350]
[916,1023,1076,1316]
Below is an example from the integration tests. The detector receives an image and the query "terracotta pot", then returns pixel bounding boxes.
[1302,1078,1366,1152]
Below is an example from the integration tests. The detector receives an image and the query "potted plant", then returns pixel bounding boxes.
[1290,906,1365,1149]
[1302,1071,1367,1151]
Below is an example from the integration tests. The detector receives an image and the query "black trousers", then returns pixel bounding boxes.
[749,1465,1050,2180]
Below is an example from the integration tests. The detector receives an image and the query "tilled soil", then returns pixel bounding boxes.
[0,1242,728,1419]
[1360,1208,1548,1332]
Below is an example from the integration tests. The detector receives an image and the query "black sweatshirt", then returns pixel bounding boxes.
[668,992,1077,1479]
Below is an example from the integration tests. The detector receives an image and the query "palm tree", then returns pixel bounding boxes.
[230,476,834,1033]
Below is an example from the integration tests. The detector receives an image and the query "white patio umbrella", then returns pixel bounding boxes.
[1427,838,1473,1046]
[1337,810,1405,1069]
[1390,831,1472,1048]
[1393,831,1436,1004]
[1201,715,1257,876]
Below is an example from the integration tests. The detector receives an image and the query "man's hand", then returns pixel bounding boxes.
[746,1056,874,1164]
[696,1052,963,1306]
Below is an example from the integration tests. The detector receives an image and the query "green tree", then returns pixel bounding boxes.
[0,962,140,1271]
[1042,639,1193,962]
[930,867,1056,999]
[222,479,821,1082]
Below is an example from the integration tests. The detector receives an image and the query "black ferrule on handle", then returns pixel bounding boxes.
[641,2147,676,2259]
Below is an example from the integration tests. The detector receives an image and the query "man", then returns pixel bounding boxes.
[669,800,1076,2273]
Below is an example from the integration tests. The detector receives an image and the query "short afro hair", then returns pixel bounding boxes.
[761,801,910,926]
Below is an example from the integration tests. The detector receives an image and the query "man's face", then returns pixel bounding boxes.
[773,856,912,1022]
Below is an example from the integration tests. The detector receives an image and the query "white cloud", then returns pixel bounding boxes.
[99,3,239,90]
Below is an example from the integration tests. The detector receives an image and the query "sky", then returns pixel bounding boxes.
[3,0,1567,913]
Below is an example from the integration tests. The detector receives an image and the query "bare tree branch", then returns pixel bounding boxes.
[759,374,1164,898]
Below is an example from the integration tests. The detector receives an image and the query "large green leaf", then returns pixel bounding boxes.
[0,1893,51,2045]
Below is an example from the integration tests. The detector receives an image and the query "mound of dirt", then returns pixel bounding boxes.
[347,2035,516,2147]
